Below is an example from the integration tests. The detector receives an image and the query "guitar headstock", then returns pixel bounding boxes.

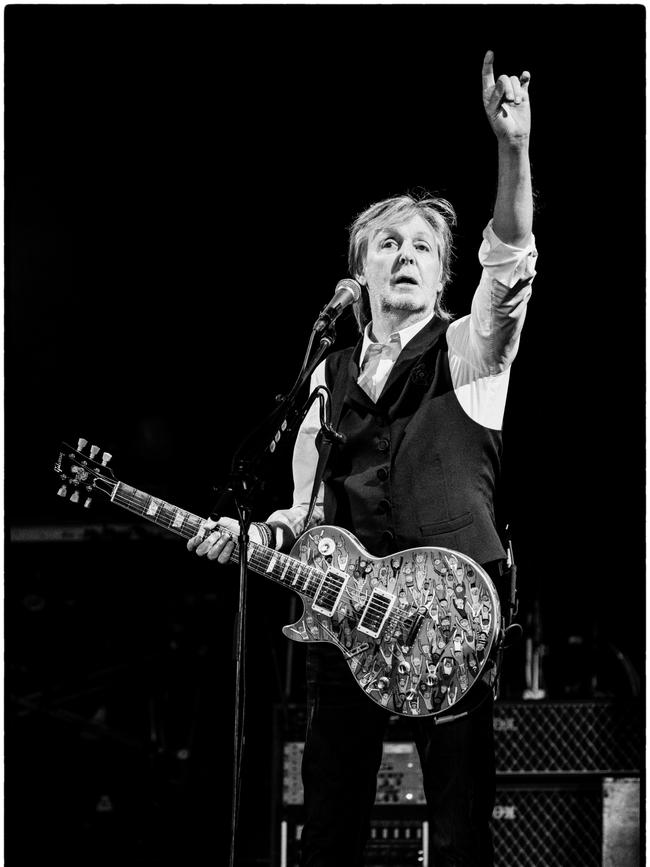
[54,438,117,508]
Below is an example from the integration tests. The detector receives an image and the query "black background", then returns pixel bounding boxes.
[6,5,645,865]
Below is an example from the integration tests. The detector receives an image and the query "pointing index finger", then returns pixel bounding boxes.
[482,49,495,90]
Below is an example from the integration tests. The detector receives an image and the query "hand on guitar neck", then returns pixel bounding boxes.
[188,517,275,564]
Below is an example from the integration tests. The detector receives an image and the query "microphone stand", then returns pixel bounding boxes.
[218,319,341,867]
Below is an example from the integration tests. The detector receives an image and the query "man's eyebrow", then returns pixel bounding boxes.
[372,225,436,242]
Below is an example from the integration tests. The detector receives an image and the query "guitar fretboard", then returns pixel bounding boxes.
[112,482,326,598]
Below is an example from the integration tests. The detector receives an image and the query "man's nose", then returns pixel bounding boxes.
[398,242,415,264]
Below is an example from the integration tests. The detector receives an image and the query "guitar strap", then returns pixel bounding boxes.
[305,349,353,529]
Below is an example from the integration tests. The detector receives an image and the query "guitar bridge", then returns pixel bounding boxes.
[357,587,395,639]
[312,568,349,616]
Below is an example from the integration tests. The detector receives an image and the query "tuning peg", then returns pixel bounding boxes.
[83,496,93,509]
[57,485,68,497]
[101,451,112,466]
[89,445,100,459]
[77,438,88,452]
[70,490,80,503]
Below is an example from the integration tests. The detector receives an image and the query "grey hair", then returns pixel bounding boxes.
[347,192,457,333]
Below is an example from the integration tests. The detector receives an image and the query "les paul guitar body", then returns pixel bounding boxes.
[283,526,501,718]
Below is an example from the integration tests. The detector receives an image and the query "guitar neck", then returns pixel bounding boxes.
[111,481,324,598]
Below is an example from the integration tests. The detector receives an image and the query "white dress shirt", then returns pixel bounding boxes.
[266,220,537,544]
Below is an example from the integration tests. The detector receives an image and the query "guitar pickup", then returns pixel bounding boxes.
[357,587,395,639]
[312,569,349,617]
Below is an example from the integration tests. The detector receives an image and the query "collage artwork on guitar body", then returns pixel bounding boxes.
[288,527,499,717]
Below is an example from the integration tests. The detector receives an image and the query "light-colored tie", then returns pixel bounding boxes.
[358,335,401,401]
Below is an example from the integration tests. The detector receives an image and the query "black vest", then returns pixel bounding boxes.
[320,318,505,566]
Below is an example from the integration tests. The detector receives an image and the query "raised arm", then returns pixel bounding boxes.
[482,50,533,247]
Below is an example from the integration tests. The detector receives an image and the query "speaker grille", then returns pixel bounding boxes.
[492,785,603,867]
[494,701,641,774]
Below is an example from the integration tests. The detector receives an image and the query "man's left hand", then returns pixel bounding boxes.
[482,50,531,144]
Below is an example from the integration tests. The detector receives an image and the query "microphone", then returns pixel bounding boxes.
[314,278,361,333]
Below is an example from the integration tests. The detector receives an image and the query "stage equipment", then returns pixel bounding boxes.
[271,701,641,867]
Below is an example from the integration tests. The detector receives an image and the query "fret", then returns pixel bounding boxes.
[183,514,204,539]
[157,501,177,528]
[300,565,312,592]
[276,554,297,586]
[113,483,146,515]
[310,572,323,595]
[132,490,150,512]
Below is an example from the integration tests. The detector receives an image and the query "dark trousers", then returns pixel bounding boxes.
[300,644,496,867]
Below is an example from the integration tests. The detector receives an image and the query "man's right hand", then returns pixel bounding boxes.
[187,516,241,565]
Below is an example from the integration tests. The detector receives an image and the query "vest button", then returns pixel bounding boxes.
[376,467,389,481]
[377,438,390,452]
[377,498,391,514]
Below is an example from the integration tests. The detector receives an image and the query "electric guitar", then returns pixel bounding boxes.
[55,439,502,719]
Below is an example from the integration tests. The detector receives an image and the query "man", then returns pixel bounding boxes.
[189,51,536,866]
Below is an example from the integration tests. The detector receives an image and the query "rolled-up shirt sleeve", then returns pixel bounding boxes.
[266,361,326,544]
[446,220,537,430]
[448,219,537,377]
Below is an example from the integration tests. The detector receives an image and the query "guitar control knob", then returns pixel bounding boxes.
[83,497,93,509]
[70,490,80,503]
[77,438,88,451]
[89,445,100,459]
[57,485,68,497]
[101,452,112,466]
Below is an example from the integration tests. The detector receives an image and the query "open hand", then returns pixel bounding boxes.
[482,50,531,144]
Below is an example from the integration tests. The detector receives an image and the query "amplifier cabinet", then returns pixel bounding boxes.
[491,781,603,867]
[493,700,641,774]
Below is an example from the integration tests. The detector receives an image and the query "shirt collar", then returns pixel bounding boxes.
[360,311,435,367]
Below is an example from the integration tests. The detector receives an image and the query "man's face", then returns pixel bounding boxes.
[359,214,443,322]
